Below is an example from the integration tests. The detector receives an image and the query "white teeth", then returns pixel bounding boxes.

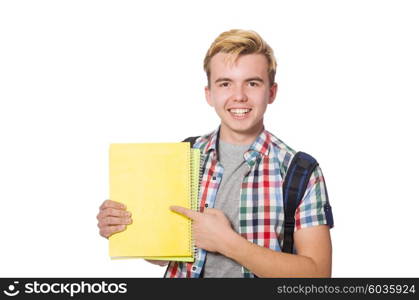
[229,108,251,114]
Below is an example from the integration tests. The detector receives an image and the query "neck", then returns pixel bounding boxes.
[219,122,264,145]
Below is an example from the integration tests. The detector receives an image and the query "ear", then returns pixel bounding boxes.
[268,82,278,104]
[205,85,214,107]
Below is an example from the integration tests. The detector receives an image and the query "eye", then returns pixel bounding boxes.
[249,81,259,87]
[219,82,230,87]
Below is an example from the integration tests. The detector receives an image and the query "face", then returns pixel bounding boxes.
[205,53,277,143]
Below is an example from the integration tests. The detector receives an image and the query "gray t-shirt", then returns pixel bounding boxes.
[202,140,251,278]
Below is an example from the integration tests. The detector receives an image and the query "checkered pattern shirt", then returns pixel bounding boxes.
[164,127,333,278]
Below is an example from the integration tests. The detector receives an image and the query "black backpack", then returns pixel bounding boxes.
[182,136,332,254]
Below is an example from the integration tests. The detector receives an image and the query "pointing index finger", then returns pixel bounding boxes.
[170,206,200,220]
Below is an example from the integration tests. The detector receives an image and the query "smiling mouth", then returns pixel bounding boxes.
[227,108,252,118]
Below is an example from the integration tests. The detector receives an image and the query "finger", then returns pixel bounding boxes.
[100,225,126,238]
[99,216,132,226]
[170,205,200,220]
[100,200,126,211]
[101,208,131,218]
[97,209,131,222]
[97,209,128,221]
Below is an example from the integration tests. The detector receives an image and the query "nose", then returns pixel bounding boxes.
[233,85,248,102]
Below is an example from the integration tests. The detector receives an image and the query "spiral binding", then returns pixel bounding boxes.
[189,148,194,260]
[190,148,205,260]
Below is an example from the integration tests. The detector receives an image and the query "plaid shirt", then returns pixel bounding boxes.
[165,127,333,278]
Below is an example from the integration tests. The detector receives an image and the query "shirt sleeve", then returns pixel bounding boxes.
[294,165,334,231]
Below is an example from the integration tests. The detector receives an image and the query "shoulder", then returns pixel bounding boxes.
[186,129,216,152]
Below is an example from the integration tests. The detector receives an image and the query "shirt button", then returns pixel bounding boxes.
[213,176,217,180]
[192,266,196,271]
[205,204,208,208]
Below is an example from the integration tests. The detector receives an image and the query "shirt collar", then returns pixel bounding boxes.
[203,125,221,156]
[244,128,271,167]
[204,125,271,165]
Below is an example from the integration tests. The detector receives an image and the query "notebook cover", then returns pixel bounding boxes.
[108,143,200,262]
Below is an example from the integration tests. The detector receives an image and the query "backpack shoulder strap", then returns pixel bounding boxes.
[282,151,319,253]
[182,136,200,148]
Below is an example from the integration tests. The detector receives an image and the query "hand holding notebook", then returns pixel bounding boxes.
[97,200,132,239]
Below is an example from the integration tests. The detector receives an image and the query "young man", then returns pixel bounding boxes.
[97,29,334,278]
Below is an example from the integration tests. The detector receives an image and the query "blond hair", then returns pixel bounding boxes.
[204,29,277,87]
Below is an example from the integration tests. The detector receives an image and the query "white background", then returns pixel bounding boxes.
[1,0,418,277]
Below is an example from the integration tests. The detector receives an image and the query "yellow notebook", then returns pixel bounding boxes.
[108,142,200,262]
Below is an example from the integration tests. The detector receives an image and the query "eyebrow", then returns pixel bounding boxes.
[214,77,265,84]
